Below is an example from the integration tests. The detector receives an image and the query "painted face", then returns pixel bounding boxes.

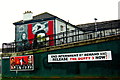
[22,33,27,40]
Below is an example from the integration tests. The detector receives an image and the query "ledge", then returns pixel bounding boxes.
[2,34,120,57]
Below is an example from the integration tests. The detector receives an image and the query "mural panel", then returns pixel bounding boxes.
[10,55,34,71]
[16,20,54,51]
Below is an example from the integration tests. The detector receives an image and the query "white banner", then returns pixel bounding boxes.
[48,51,112,63]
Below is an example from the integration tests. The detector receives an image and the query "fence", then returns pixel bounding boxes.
[2,28,120,53]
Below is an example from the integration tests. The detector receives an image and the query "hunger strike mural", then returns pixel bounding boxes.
[10,55,34,71]
[16,20,54,51]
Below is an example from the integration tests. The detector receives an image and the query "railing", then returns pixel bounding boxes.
[2,28,120,53]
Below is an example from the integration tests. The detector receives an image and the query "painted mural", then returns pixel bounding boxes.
[16,20,54,51]
[10,55,34,71]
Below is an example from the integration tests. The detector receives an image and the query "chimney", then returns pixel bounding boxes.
[23,11,33,21]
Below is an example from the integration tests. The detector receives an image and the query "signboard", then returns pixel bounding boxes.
[48,51,112,62]
[10,55,34,71]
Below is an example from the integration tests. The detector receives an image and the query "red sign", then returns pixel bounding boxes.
[10,55,34,71]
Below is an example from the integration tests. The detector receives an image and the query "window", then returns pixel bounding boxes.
[97,33,102,37]
[67,28,70,31]
[110,32,115,35]
[60,25,64,31]
[88,34,92,39]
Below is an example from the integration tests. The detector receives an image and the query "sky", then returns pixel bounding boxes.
[0,0,119,48]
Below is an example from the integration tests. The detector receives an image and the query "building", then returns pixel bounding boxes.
[76,20,120,39]
[2,12,120,53]
[1,12,120,79]
[13,11,83,52]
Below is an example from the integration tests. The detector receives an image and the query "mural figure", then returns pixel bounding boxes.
[10,57,15,69]
[32,22,48,48]
[16,20,54,51]
[10,55,34,71]
[32,22,48,41]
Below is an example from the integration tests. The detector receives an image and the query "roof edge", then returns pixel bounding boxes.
[76,19,120,26]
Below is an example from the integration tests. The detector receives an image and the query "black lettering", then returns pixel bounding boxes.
[51,55,57,58]
[52,58,68,61]
[95,56,105,59]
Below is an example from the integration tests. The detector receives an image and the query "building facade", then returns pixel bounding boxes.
[13,11,83,52]
[77,20,120,39]
[2,12,120,53]
[1,11,120,79]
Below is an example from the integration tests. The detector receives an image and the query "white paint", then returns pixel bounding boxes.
[55,19,84,45]
[55,19,67,34]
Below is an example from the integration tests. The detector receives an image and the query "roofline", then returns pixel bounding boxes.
[55,17,82,30]
[13,17,56,25]
[13,12,82,31]
[33,12,57,19]
[13,12,58,25]
[76,19,120,26]
[13,16,82,31]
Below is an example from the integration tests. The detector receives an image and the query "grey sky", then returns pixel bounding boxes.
[0,0,119,48]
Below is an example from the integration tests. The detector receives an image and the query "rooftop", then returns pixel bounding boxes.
[13,12,80,30]
[13,12,120,32]
[13,12,56,24]
[33,12,56,20]
[76,19,120,32]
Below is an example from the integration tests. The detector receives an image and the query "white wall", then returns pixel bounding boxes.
[55,19,83,34]
[55,19,84,45]
[55,19,67,34]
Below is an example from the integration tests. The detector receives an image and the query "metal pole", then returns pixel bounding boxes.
[94,18,97,32]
